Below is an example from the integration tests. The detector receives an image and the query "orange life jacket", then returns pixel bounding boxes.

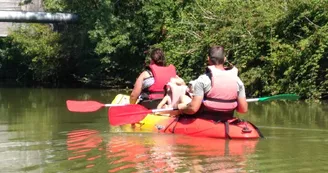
[147,64,176,99]
[203,65,238,112]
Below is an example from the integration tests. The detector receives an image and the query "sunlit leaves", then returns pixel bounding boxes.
[0,0,326,100]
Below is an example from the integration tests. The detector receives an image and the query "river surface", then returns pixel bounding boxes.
[0,88,327,173]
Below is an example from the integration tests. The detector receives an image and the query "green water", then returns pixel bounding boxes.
[0,88,327,173]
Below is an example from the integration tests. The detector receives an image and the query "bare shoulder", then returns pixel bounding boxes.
[138,71,151,79]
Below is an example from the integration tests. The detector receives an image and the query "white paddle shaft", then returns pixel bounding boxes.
[104,104,127,107]
[246,98,260,102]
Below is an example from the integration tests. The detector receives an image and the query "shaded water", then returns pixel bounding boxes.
[0,88,327,172]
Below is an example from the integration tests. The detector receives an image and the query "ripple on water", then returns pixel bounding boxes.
[243,127,328,173]
[0,127,49,173]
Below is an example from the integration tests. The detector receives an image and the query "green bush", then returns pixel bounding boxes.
[0,0,326,100]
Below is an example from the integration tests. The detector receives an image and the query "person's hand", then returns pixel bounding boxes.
[175,103,187,115]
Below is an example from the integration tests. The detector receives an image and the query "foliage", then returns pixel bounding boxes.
[156,0,327,100]
[0,0,327,100]
[0,24,65,86]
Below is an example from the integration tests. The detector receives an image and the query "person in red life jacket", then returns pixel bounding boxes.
[175,46,248,121]
[130,48,177,109]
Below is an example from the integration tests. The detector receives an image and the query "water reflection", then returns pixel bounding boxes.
[67,129,104,168]
[245,101,328,129]
[67,129,259,172]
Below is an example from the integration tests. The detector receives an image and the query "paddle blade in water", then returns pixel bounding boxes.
[108,104,151,126]
[66,100,105,112]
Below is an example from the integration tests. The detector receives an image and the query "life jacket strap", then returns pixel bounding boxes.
[148,91,165,94]
[140,91,165,100]
[204,97,237,103]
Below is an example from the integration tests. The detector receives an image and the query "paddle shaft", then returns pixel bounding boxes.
[246,94,299,103]
[152,108,177,113]
[246,98,259,102]
[104,104,127,107]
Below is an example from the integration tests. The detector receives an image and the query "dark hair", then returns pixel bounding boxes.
[207,46,225,65]
[150,48,166,66]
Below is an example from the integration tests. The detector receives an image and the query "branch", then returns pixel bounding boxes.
[186,48,197,54]
[304,16,320,28]
[195,0,218,20]
[246,30,253,37]
[187,31,201,39]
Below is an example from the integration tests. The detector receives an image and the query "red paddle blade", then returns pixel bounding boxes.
[66,100,105,112]
[109,104,151,126]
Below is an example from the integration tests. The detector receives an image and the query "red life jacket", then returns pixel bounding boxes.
[147,64,176,99]
[203,65,238,112]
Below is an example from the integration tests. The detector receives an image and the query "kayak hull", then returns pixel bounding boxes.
[110,94,262,139]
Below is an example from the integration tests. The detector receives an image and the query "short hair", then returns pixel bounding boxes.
[207,46,225,65]
[150,48,166,66]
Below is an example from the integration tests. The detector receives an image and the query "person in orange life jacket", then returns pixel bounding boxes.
[130,48,177,109]
[175,46,248,120]
[185,61,237,98]
[157,76,192,109]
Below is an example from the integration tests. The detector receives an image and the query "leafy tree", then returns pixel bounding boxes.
[0,0,326,100]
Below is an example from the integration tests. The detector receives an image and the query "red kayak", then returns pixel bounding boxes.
[157,117,262,139]
[117,114,263,139]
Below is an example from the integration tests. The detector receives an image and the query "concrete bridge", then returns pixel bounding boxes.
[0,0,78,37]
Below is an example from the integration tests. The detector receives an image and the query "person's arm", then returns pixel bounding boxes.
[130,71,147,104]
[236,97,248,113]
[179,95,192,105]
[235,78,248,113]
[177,95,203,114]
[157,96,169,109]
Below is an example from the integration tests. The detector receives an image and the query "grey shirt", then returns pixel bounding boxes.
[193,73,246,98]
